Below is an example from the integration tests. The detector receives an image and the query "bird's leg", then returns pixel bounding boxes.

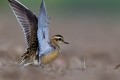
[57,67,63,73]
[52,63,56,70]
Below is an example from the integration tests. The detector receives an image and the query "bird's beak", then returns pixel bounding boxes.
[63,41,69,44]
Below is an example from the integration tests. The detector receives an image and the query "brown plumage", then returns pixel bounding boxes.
[8,0,38,64]
[8,0,69,66]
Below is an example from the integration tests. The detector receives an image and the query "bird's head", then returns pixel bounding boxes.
[51,35,69,46]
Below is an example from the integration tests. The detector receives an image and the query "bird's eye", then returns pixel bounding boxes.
[58,38,62,41]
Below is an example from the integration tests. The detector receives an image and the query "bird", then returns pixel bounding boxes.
[8,0,68,66]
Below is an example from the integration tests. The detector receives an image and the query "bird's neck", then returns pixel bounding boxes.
[50,39,60,49]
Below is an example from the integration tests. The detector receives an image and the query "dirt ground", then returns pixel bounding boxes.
[0,15,120,80]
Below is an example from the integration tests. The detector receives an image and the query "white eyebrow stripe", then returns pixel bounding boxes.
[52,37,63,39]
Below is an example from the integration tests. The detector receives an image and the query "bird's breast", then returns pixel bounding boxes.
[41,50,59,65]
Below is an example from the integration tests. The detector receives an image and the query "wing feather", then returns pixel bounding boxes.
[37,0,53,56]
[8,0,38,48]
[37,0,49,43]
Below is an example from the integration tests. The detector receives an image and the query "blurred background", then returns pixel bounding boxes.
[1,0,120,80]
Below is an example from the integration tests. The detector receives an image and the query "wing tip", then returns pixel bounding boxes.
[8,0,12,3]
[40,0,47,14]
[8,0,16,3]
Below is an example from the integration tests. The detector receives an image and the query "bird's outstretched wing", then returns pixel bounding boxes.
[8,0,38,48]
[37,0,52,56]
[37,0,49,42]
